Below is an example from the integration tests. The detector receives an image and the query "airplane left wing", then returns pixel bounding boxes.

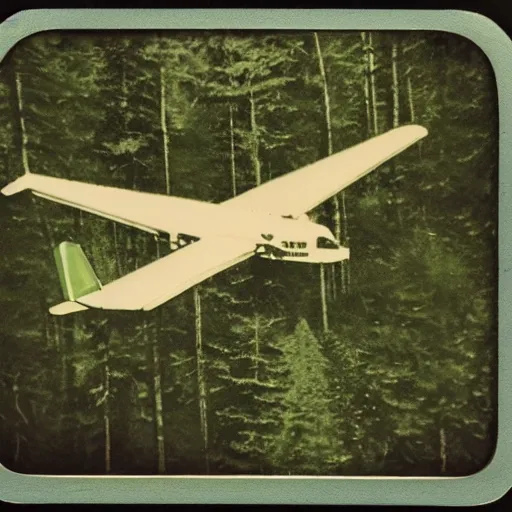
[50,237,255,315]
[1,172,253,239]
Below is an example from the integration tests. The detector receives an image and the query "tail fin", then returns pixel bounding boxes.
[50,241,102,315]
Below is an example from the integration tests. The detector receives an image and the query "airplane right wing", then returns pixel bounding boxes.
[224,125,428,218]
[50,237,255,315]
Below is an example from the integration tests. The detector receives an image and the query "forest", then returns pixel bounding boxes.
[0,29,498,476]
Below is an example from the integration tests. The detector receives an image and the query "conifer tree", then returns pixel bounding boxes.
[272,318,337,475]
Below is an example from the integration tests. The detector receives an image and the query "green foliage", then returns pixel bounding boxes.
[271,318,339,474]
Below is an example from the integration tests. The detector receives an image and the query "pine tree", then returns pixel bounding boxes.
[271,318,337,475]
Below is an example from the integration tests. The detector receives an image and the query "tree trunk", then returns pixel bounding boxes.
[392,42,400,129]
[13,371,29,463]
[361,32,372,139]
[368,33,379,137]
[40,295,51,348]
[61,318,76,408]
[340,191,349,293]
[313,32,338,299]
[229,103,237,197]
[320,264,329,333]
[328,265,335,302]
[362,32,379,195]
[15,72,30,175]
[112,223,122,277]
[440,427,447,474]
[118,59,136,271]
[133,237,165,475]
[194,285,209,473]
[254,313,260,381]
[406,66,422,161]
[406,66,416,124]
[17,69,70,416]
[104,331,112,474]
[313,32,333,157]
[51,314,61,352]
[160,64,171,196]
[146,314,166,474]
[120,60,134,190]
[314,32,348,295]
[152,240,166,473]
[313,33,339,240]
[391,41,403,228]
[249,88,262,187]
[16,68,58,271]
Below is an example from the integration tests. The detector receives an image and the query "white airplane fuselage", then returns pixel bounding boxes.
[2,172,349,264]
[172,209,349,264]
[254,217,349,264]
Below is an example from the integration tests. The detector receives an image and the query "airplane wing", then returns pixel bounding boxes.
[50,237,255,315]
[1,125,427,235]
[0,172,256,240]
[223,125,428,217]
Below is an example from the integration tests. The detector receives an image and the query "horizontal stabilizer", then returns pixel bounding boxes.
[49,301,89,316]
[1,174,32,196]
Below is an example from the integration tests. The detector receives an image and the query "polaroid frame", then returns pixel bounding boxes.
[0,8,510,506]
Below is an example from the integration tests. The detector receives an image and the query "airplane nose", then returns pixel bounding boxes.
[325,247,349,262]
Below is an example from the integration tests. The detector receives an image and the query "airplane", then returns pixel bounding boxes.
[1,124,428,316]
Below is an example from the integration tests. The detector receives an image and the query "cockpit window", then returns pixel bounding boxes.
[317,237,338,249]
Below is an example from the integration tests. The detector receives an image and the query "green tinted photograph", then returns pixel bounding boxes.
[0,29,497,477]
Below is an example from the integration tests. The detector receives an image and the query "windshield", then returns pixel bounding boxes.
[317,237,338,249]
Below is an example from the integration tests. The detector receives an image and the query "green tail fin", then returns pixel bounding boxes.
[54,242,102,301]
